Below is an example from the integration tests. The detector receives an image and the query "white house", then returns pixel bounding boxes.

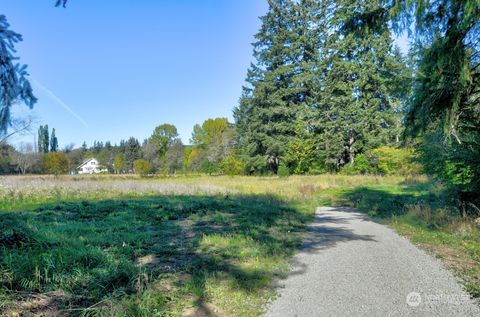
[77,158,107,174]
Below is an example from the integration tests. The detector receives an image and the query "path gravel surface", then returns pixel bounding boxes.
[265,207,480,317]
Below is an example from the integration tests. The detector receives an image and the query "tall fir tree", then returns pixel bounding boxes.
[234,0,326,174]
[50,128,58,152]
[37,125,49,153]
[0,15,36,134]
[311,0,409,170]
[124,137,140,173]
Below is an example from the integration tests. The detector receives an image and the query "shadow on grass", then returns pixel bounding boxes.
[337,184,441,218]
[0,193,382,315]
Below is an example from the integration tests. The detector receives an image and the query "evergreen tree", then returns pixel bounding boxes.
[50,128,58,152]
[124,137,140,173]
[234,0,326,174]
[311,0,409,170]
[37,125,49,153]
[389,0,480,206]
[0,15,37,134]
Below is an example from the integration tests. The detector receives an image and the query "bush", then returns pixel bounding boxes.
[244,155,269,175]
[42,152,69,175]
[277,165,290,177]
[370,146,422,176]
[133,159,151,177]
[341,153,377,175]
[219,152,245,176]
[200,160,219,175]
[342,147,422,176]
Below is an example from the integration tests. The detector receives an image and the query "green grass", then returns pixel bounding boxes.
[0,174,478,316]
[0,192,312,316]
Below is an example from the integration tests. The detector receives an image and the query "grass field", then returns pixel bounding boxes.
[0,175,479,316]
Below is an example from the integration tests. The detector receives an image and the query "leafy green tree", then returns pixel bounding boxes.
[42,152,68,175]
[150,124,179,159]
[165,139,184,174]
[191,118,229,146]
[190,118,236,171]
[114,154,125,174]
[133,159,151,177]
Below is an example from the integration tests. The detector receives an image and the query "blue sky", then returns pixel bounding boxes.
[5,1,408,148]
[5,0,268,148]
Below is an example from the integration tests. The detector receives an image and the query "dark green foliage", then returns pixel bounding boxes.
[0,142,15,174]
[389,0,480,206]
[341,153,376,175]
[49,128,58,152]
[0,15,37,135]
[235,0,409,174]
[200,160,219,175]
[234,0,325,174]
[312,0,409,170]
[277,165,290,177]
[124,137,140,173]
[37,125,49,154]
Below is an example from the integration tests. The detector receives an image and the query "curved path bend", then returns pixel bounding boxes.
[265,207,480,317]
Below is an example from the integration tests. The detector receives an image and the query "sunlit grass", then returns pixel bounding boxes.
[0,174,478,316]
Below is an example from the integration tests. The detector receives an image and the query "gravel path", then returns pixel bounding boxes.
[265,207,480,317]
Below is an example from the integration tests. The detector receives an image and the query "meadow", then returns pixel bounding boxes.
[0,174,479,316]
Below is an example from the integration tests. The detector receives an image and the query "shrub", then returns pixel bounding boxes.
[277,165,290,177]
[371,146,422,176]
[133,159,151,177]
[244,155,269,175]
[219,151,245,176]
[200,160,219,175]
[42,152,69,175]
[341,153,377,175]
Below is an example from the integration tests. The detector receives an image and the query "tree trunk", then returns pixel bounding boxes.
[348,133,355,165]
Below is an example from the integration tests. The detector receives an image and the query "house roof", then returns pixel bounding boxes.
[77,158,97,169]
